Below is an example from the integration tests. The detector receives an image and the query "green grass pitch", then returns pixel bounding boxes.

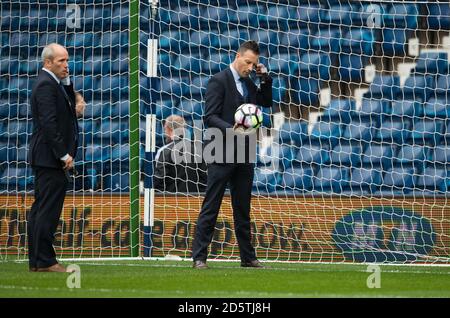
[0,260,449,298]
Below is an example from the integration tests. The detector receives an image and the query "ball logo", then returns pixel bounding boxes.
[332,206,436,262]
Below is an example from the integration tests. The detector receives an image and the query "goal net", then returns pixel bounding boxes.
[1,0,450,265]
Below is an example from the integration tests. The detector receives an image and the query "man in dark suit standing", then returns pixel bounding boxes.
[192,41,272,269]
[27,43,79,272]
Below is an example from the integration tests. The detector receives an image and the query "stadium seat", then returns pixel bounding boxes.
[270,53,300,77]
[314,166,349,193]
[381,28,413,56]
[159,30,188,54]
[111,5,129,30]
[272,76,288,104]
[396,144,430,166]
[103,172,130,192]
[177,100,203,120]
[338,53,367,83]
[295,4,322,29]
[381,167,416,193]
[211,30,250,52]
[310,121,342,146]
[200,6,237,28]
[322,99,354,124]
[415,167,448,193]
[413,52,448,76]
[171,54,202,76]
[290,77,321,106]
[390,99,421,118]
[375,117,411,144]
[110,101,129,119]
[154,99,178,120]
[82,100,109,119]
[410,119,444,145]
[98,120,128,143]
[279,166,313,192]
[85,144,111,164]
[298,52,331,80]
[423,98,450,118]
[278,145,298,170]
[235,5,266,28]
[0,167,32,191]
[426,3,450,30]
[432,145,450,165]
[328,142,361,167]
[279,121,308,146]
[364,75,400,100]
[435,75,450,98]
[340,29,374,55]
[293,143,328,166]
[322,4,353,26]
[355,98,387,123]
[399,75,432,102]
[280,29,310,54]
[190,76,208,98]
[78,119,98,145]
[8,77,32,98]
[265,5,291,30]
[347,167,383,194]
[342,120,373,143]
[383,4,418,29]
[201,53,232,75]
[251,29,281,55]
[0,59,19,76]
[158,77,190,99]
[110,143,130,165]
[0,142,11,168]
[361,143,396,169]
[5,119,31,144]
[310,28,341,53]
[253,168,279,193]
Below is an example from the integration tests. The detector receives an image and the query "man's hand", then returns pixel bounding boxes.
[62,155,74,170]
[75,98,86,117]
[255,63,268,76]
[233,123,257,135]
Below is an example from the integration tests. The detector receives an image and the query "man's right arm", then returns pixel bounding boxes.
[204,76,233,133]
[35,81,68,161]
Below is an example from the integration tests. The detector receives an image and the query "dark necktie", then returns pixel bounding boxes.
[239,77,249,101]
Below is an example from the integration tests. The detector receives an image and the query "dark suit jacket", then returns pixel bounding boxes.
[153,138,207,193]
[28,70,79,169]
[204,68,272,163]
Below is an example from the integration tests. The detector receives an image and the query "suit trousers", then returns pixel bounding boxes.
[192,163,256,262]
[28,167,68,269]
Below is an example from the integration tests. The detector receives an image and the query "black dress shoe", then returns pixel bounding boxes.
[241,260,264,268]
[192,260,208,269]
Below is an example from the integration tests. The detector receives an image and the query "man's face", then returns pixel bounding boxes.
[233,49,258,78]
[45,46,69,80]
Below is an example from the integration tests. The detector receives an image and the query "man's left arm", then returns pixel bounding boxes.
[255,64,273,108]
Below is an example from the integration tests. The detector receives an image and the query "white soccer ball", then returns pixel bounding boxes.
[234,103,263,129]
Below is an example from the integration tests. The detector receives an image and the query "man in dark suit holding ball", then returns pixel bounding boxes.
[192,41,272,269]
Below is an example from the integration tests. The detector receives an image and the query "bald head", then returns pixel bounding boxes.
[41,43,69,80]
[164,115,186,141]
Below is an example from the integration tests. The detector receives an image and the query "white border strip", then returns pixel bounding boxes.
[144,188,150,226]
[147,38,158,78]
[145,114,151,152]
[9,257,448,267]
